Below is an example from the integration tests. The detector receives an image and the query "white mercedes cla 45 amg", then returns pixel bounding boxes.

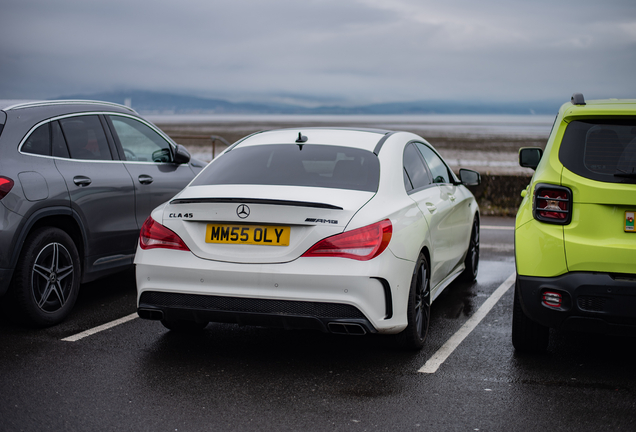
[135,128,481,349]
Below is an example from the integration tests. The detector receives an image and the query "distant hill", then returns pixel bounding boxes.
[57,90,560,115]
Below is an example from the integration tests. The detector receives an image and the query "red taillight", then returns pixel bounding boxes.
[533,184,572,225]
[302,219,392,261]
[139,216,190,251]
[0,176,14,200]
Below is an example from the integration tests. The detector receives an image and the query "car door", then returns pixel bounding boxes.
[105,114,196,227]
[402,142,455,291]
[53,115,138,275]
[415,142,472,273]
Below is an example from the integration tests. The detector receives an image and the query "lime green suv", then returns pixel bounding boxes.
[513,93,636,352]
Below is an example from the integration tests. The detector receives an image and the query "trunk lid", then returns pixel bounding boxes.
[562,170,636,274]
[160,184,375,263]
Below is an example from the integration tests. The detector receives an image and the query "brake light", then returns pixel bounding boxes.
[139,216,190,251]
[302,219,392,261]
[533,184,572,225]
[0,176,14,200]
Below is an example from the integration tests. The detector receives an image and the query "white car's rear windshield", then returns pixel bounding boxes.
[192,144,380,192]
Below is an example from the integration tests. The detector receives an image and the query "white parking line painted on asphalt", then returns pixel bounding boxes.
[61,313,138,342]
[481,225,514,230]
[418,272,516,374]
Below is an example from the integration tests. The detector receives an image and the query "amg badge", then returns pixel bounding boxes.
[305,218,338,224]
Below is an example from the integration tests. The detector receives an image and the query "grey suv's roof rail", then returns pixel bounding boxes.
[3,99,137,114]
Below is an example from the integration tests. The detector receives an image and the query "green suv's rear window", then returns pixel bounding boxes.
[559,119,636,183]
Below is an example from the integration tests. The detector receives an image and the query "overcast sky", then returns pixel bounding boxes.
[1,0,635,105]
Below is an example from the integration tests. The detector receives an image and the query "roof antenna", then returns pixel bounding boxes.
[571,93,586,106]
[295,132,308,150]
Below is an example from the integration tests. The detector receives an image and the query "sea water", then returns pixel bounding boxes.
[145,113,555,140]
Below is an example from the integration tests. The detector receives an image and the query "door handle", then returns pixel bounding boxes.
[425,202,437,213]
[73,176,92,187]
[138,175,154,185]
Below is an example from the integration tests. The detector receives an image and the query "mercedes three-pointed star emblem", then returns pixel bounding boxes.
[236,204,250,219]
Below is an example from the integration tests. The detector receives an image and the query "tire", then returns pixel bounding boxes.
[161,318,208,332]
[460,216,480,282]
[11,227,81,327]
[512,282,549,353]
[396,253,431,350]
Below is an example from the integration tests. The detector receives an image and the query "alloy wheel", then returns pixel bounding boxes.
[31,242,75,313]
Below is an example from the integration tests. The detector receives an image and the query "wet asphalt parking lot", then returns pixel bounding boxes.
[1,216,635,431]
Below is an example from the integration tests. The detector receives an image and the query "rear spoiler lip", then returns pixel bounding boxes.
[169,197,343,210]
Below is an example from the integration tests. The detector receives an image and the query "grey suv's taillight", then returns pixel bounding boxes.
[533,183,572,225]
[0,176,14,200]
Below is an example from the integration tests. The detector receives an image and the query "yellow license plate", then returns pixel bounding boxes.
[205,224,290,246]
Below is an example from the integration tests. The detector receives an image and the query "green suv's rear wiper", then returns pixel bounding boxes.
[614,168,636,178]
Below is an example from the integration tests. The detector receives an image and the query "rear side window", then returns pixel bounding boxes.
[559,119,636,183]
[415,142,451,184]
[59,116,112,161]
[20,121,72,158]
[192,144,380,192]
[22,123,51,156]
[403,143,431,192]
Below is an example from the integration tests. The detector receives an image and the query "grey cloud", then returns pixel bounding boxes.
[0,0,634,102]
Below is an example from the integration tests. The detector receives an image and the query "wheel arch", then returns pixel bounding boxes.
[462,210,481,260]
[419,246,431,273]
[9,207,88,277]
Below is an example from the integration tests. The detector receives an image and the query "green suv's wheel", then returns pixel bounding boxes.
[12,227,81,327]
[512,282,549,353]
[460,217,480,282]
[397,253,431,350]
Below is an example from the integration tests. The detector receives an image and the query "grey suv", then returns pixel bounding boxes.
[0,100,204,326]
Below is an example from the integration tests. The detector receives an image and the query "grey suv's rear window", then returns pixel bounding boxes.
[192,144,380,192]
[559,119,636,183]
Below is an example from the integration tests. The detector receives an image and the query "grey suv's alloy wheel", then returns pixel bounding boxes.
[397,253,431,350]
[11,227,81,327]
[512,281,549,353]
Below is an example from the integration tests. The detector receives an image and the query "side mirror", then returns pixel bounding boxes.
[174,144,191,164]
[519,147,543,170]
[459,168,480,186]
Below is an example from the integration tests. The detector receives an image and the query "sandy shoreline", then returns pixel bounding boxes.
[153,118,547,175]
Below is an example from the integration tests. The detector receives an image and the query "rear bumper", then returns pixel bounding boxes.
[138,291,376,334]
[517,272,636,335]
[134,247,414,334]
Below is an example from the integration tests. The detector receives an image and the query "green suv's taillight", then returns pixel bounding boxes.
[533,183,572,225]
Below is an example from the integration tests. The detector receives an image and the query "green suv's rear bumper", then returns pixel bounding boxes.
[517,273,636,335]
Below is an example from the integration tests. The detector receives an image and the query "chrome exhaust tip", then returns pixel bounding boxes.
[328,322,367,335]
